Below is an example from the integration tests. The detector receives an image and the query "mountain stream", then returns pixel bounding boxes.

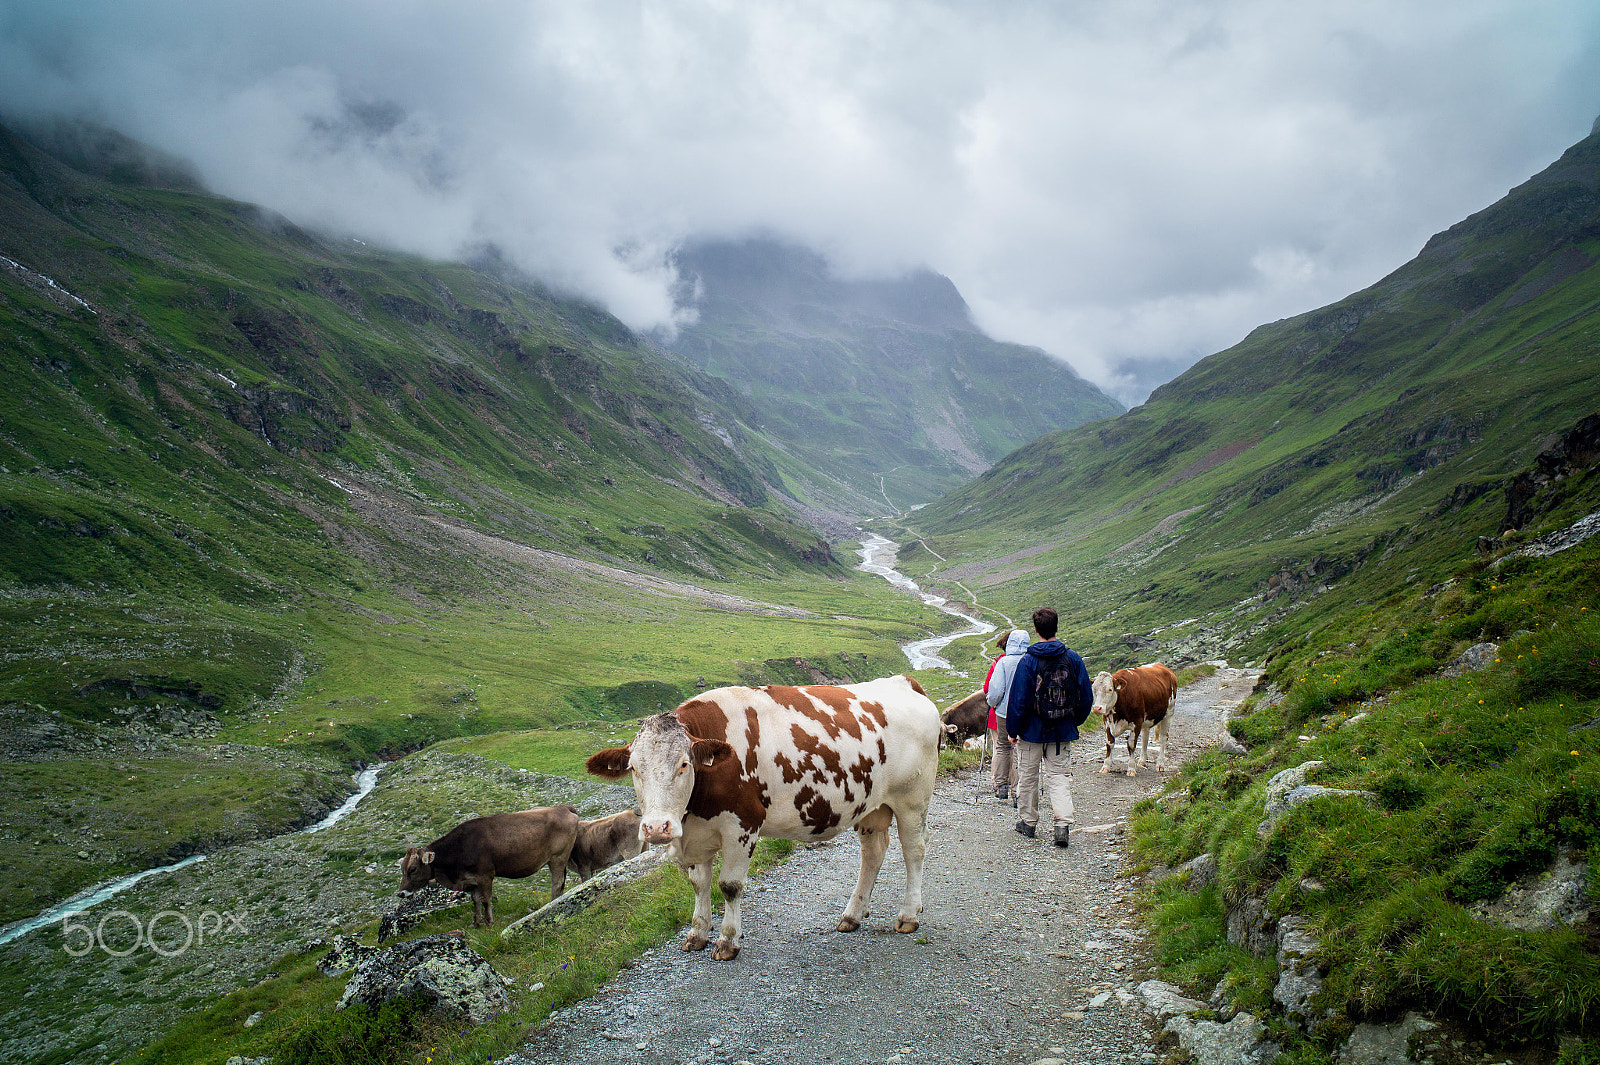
[856,533,994,670]
[0,764,385,947]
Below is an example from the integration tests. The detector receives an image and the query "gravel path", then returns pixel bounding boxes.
[503,667,1261,1065]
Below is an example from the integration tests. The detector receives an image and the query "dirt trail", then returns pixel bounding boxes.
[502,666,1261,1065]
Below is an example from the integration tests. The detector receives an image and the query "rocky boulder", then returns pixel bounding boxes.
[1174,853,1218,892]
[1471,851,1591,931]
[378,884,472,942]
[502,847,667,938]
[1442,642,1499,678]
[338,933,509,1024]
[318,933,381,976]
[1135,979,1206,1022]
[1259,762,1378,836]
[1226,896,1278,957]
[1335,1013,1437,1065]
[1164,1011,1281,1065]
[1273,916,1325,1028]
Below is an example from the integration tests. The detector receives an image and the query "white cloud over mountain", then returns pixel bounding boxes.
[1,0,1596,403]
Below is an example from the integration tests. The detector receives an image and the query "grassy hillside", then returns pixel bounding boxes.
[0,121,956,924]
[667,239,1124,511]
[907,123,1600,672]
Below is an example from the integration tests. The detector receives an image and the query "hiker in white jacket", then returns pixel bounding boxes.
[983,628,1030,799]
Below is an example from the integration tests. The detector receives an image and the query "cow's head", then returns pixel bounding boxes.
[586,713,733,845]
[1091,671,1119,717]
[396,846,436,894]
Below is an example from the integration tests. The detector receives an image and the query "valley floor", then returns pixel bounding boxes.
[503,668,1260,1065]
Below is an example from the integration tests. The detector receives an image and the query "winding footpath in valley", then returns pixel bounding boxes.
[507,668,1260,1065]
[504,536,1262,1065]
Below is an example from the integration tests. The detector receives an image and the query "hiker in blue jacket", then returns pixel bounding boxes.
[1005,606,1094,847]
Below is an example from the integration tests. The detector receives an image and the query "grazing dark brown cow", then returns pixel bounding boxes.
[571,809,646,881]
[938,690,989,748]
[397,805,579,927]
[1091,663,1178,777]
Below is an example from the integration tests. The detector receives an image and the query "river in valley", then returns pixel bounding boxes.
[856,533,994,670]
[0,764,385,947]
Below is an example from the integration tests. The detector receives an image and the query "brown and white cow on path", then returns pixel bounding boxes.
[1092,664,1178,776]
[586,674,940,961]
[397,805,579,926]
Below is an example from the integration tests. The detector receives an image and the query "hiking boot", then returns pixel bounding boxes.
[1054,825,1071,848]
[995,784,1009,800]
[1014,820,1035,839]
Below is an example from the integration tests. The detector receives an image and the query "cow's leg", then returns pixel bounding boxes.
[475,880,495,927]
[893,803,929,934]
[1101,726,1115,774]
[1153,714,1169,772]
[549,855,569,900]
[1125,724,1140,777]
[712,838,756,961]
[681,858,715,951]
[837,805,894,932]
[1132,719,1146,769]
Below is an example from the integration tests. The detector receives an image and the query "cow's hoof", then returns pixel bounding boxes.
[681,932,710,952]
[1125,768,1138,778]
[1099,765,1112,775]
[712,939,740,961]
[836,916,861,933]
[895,916,919,934]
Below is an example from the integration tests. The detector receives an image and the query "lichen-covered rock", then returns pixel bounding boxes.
[1164,1010,1280,1065]
[1273,916,1324,1028]
[1471,851,1590,931]
[1443,642,1499,678]
[1218,730,1248,756]
[317,933,381,976]
[1226,896,1277,957]
[1335,1012,1437,1064]
[338,933,509,1024]
[378,884,472,942]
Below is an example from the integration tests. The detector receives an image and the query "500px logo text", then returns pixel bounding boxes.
[61,909,247,957]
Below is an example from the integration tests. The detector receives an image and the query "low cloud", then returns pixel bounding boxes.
[1,0,1596,403]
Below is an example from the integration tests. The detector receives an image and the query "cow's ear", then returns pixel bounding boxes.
[943,723,958,733]
[690,738,734,768]
[421,850,435,865]
[586,746,633,779]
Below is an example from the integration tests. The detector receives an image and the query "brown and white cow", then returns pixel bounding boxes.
[570,809,647,881]
[397,804,579,926]
[586,675,940,961]
[1091,664,1178,776]
[938,690,989,748]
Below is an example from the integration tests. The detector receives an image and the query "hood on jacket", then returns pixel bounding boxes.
[1003,629,1029,655]
[1026,638,1067,661]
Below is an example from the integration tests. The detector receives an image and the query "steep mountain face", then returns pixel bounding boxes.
[910,122,1600,667]
[666,239,1124,512]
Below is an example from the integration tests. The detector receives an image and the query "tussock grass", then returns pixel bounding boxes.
[1136,539,1600,1048]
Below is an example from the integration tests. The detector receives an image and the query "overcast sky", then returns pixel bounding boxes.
[2,1,1597,404]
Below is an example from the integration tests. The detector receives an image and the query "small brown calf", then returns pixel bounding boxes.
[571,809,646,881]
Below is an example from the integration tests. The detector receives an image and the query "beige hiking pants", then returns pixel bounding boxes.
[988,727,1017,792]
[1016,738,1074,829]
